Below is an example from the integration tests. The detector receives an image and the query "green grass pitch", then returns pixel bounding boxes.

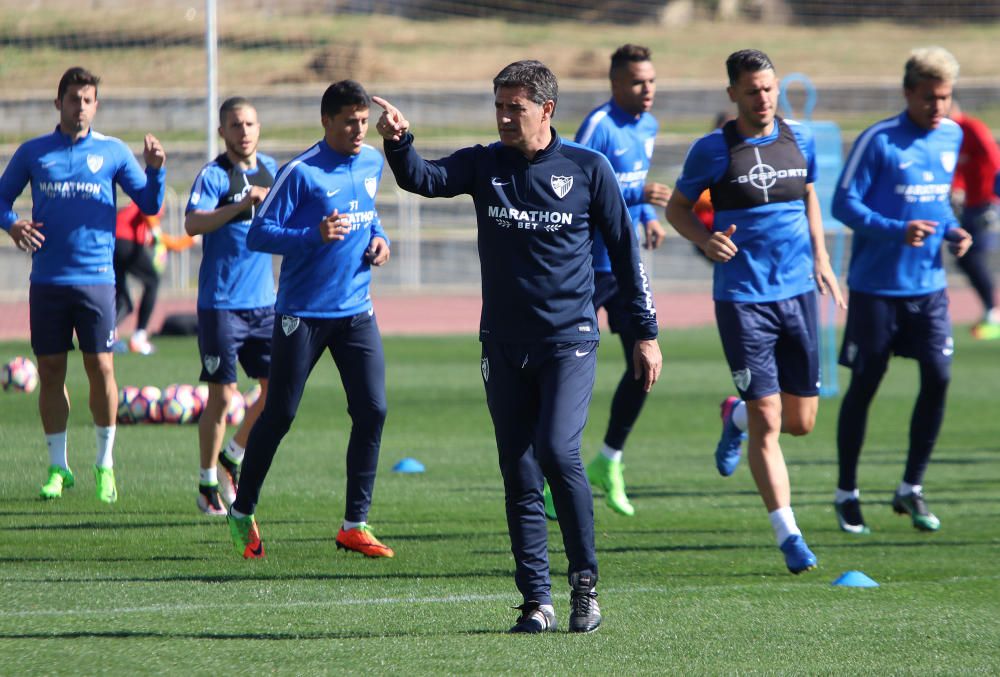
[1,328,998,674]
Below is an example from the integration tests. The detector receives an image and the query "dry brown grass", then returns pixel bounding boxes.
[2,7,1000,93]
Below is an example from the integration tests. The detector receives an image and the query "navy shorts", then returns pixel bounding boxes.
[715,291,820,401]
[592,271,631,335]
[839,289,953,371]
[198,307,275,384]
[30,283,116,355]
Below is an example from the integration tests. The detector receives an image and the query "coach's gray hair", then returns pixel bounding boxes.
[904,46,959,89]
[493,60,558,111]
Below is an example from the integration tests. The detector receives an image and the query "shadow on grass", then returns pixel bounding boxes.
[0,628,516,640]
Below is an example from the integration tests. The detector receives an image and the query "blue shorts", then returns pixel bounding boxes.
[197,307,275,384]
[715,291,820,401]
[839,289,953,371]
[30,283,116,355]
[592,272,630,335]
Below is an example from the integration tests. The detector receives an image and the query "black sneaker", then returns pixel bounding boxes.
[197,483,226,516]
[569,572,602,633]
[834,498,870,534]
[892,491,940,531]
[509,601,556,633]
[218,452,241,506]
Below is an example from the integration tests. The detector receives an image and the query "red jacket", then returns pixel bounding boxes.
[951,113,1000,208]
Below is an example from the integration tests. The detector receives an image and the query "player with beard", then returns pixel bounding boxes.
[185,97,277,516]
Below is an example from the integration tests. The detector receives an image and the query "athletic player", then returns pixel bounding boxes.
[665,50,844,574]
[113,202,163,355]
[373,60,662,633]
[832,47,971,534]
[540,44,669,519]
[0,66,165,503]
[184,97,277,516]
[948,101,1000,340]
[226,81,394,560]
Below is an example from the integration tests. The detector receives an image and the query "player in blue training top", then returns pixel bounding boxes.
[539,44,671,519]
[832,47,972,535]
[226,80,395,561]
[373,60,662,634]
[0,66,166,504]
[665,50,844,575]
[184,97,277,517]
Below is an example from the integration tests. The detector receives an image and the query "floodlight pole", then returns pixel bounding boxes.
[206,0,218,160]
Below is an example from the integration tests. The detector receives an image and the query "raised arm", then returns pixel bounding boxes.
[372,95,475,198]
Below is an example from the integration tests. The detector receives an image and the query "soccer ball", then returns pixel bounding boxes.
[2,356,38,393]
[243,383,262,409]
[192,384,209,420]
[130,385,163,423]
[226,390,246,426]
[118,385,140,424]
[161,387,197,424]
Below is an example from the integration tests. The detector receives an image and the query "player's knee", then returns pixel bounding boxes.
[784,416,815,437]
[350,399,387,429]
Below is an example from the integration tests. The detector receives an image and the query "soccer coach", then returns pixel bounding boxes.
[372,60,661,634]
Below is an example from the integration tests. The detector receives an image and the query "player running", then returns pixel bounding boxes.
[665,49,844,574]
[184,97,277,516]
[832,47,971,534]
[226,80,394,560]
[542,43,670,519]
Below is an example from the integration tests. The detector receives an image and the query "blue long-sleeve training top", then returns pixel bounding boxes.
[575,99,659,273]
[0,127,165,285]
[833,111,962,296]
[384,129,657,343]
[248,140,388,318]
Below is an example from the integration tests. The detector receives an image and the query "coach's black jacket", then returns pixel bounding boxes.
[384,129,658,343]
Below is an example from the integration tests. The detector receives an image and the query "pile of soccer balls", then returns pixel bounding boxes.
[4,356,258,427]
[2,356,39,393]
[118,383,258,425]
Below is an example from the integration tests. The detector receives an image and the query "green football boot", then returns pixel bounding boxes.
[892,491,940,532]
[94,465,118,504]
[586,454,635,517]
[40,465,75,499]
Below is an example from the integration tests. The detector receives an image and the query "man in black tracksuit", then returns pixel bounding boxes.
[373,60,662,634]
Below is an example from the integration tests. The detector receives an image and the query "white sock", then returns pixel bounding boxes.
[46,431,69,469]
[986,308,999,324]
[600,443,623,463]
[342,520,365,531]
[834,488,859,504]
[230,506,247,519]
[133,329,147,342]
[732,400,748,432]
[225,439,246,465]
[200,467,218,485]
[95,426,115,469]
[768,506,801,546]
[898,481,920,496]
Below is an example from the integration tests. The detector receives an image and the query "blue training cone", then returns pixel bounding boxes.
[392,457,425,473]
[832,570,879,588]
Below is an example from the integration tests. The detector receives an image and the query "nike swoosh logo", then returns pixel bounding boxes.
[899,160,914,169]
[248,543,263,557]
[613,148,628,157]
[575,349,591,357]
[327,189,341,197]
[491,177,510,186]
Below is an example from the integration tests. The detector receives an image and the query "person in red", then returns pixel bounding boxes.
[113,202,193,353]
[949,101,1000,339]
